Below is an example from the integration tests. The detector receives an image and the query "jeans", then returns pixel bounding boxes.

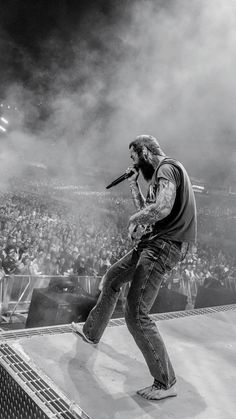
[83,238,183,389]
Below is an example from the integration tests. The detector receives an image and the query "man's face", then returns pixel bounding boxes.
[130,145,155,181]
[130,146,139,166]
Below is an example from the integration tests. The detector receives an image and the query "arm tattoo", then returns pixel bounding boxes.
[129,180,146,210]
[132,178,176,226]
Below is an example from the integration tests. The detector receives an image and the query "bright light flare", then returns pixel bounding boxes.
[0,117,8,124]
[0,125,6,132]
[192,184,205,193]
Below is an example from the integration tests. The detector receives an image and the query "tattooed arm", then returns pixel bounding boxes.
[129,180,146,211]
[126,165,146,211]
[129,178,176,227]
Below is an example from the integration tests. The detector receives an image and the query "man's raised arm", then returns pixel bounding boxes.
[129,179,146,211]
[126,166,146,211]
[129,178,176,226]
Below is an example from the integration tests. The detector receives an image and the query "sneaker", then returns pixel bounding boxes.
[71,322,97,345]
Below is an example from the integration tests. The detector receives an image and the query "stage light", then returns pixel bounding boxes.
[0,125,6,132]
[0,117,8,124]
[192,184,205,193]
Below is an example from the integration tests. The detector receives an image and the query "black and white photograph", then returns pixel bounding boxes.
[0,1,236,418]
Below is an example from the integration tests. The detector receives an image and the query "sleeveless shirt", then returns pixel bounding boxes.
[144,157,197,244]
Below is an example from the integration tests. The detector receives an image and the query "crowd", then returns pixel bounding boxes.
[0,191,130,279]
[0,187,235,310]
[164,243,236,308]
[197,200,236,240]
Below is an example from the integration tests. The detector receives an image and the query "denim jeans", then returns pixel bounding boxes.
[83,238,183,389]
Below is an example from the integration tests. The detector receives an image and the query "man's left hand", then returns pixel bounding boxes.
[128,215,146,240]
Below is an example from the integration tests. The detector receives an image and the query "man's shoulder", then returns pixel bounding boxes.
[154,159,182,187]
[157,157,183,172]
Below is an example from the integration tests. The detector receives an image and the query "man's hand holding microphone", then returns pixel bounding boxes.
[105,164,146,241]
[126,166,147,241]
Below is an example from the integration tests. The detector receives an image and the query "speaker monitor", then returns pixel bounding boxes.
[26,287,97,328]
[150,287,188,314]
[194,286,236,309]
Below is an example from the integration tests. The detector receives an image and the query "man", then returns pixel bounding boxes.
[0,239,6,268]
[97,249,111,276]
[76,257,87,276]
[2,246,22,275]
[72,134,197,400]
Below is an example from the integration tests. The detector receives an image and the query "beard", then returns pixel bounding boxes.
[138,156,155,181]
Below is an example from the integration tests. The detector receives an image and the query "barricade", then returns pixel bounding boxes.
[0,273,235,322]
[0,274,101,321]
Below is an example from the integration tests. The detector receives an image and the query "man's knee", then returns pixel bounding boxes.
[125,296,151,329]
[98,273,109,291]
[101,271,121,293]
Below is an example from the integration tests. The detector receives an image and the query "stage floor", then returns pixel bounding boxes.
[8,307,236,419]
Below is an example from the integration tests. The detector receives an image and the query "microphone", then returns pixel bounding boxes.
[106,168,136,189]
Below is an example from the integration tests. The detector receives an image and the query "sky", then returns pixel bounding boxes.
[0,0,236,191]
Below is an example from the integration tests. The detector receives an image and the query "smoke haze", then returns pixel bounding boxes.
[1,0,236,190]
